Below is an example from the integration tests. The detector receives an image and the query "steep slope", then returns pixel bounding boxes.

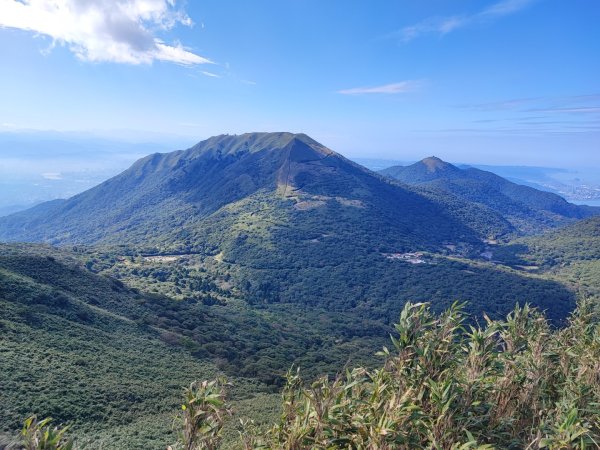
[380,157,598,234]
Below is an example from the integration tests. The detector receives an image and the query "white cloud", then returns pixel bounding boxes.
[201,70,221,78]
[395,0,538,43]
[337,80,422,95]
[0,0,211,65]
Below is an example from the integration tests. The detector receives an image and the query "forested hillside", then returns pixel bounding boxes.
[0,232,583,447]
[0,245,228,448]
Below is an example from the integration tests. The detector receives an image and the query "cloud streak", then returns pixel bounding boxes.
[337,80,423,95]
[0,0,211,65]
[395,0,538,43]
[448,93,600,136]
[459,94,600,113]
[525,107,600,114]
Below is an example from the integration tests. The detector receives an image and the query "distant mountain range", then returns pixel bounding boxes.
[355,158,600,206]
[380,157,598,234]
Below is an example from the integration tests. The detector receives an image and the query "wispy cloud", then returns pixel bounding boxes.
[460,94,600,113]
[0,0,211,65]
[447,93,600,136]
[419,125,600,135]
[525,107,600,114]
[337,80,423,95]
[201,71,221,78]
[460,97,541,111]
[394,0,538,43]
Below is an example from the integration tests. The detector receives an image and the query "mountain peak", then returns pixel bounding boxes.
[186,132,326,160]
[420,156,451,172]
[378,157,458,183]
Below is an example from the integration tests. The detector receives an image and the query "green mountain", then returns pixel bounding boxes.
[380,157,598,233]
[0,133,488,247]
[381,156,464,183]
[0,134,576,323]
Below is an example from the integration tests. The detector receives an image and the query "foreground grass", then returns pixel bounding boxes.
[8,300,600,449]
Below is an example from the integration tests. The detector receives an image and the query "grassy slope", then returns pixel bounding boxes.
[0,245,277,449]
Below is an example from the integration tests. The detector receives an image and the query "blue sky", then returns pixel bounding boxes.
[0,0,598,167]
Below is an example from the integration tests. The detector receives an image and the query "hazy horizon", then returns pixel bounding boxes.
[2,128,600,216]
[2,127,600,168]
